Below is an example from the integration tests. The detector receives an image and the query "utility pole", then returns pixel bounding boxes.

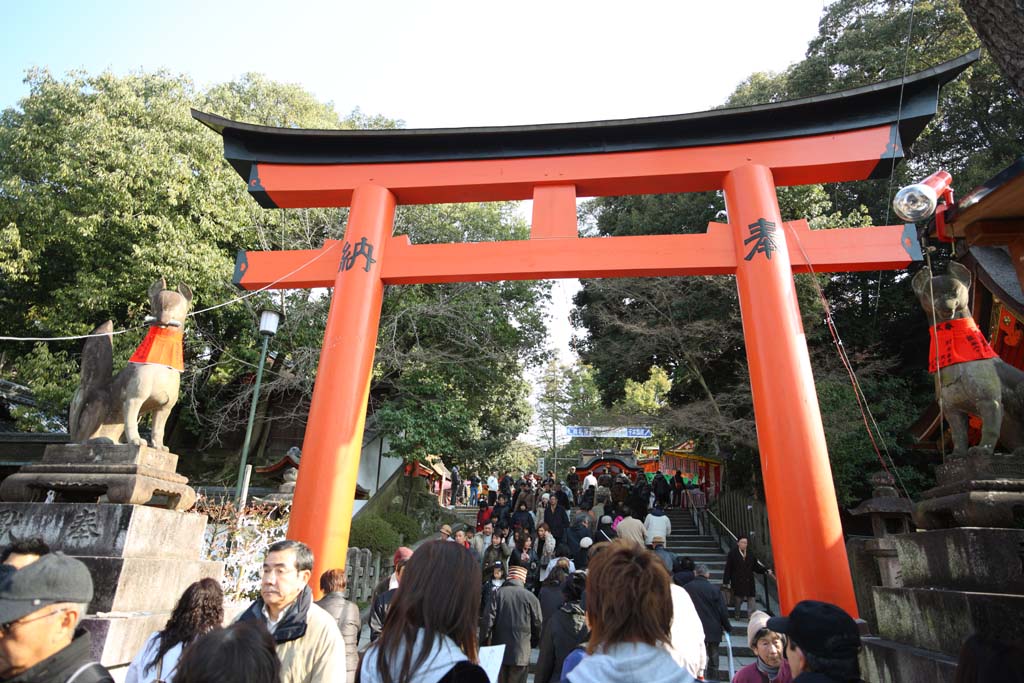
[551,417,557,478]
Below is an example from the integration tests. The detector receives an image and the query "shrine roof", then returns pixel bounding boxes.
[965,246,1024,315]
[193,51,978,182]
[942,155,1024,239]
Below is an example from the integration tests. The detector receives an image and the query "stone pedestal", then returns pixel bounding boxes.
[0,443,196,510]
[0,501,222,667]
[860,452,1024,681]
[860,527,1024,682]
[913,453,1024,529]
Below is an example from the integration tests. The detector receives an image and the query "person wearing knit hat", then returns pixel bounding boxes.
[507,564,528,582]
[482,552,543,683]
[576,536,594,570]
[732,610,793,683]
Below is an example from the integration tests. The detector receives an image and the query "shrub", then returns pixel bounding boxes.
[380,510,423,544]
[349,514,401,556]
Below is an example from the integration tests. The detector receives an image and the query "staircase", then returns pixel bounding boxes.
[452,504,478,529]
[665,507,760,677]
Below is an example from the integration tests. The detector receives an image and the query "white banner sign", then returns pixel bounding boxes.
[564,426,653,438]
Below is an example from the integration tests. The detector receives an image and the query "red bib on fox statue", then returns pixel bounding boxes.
[129,326,184,371]
[928,318,998,372]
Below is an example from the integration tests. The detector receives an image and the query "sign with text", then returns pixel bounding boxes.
[564,426,653,438]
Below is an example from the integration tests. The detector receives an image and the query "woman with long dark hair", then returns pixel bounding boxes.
[360,540,488,683]
[126,577,224,683]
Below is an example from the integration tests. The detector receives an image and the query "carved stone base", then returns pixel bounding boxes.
[0,502,223,667]
[894,527,1024,594]
[0,443,195,510]
[913,452,1024,529]
[934,452,1024,486]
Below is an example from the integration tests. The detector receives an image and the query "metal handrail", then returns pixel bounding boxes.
[686,489,779,616]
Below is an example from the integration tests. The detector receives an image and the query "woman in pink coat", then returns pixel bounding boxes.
[732,611,792,683]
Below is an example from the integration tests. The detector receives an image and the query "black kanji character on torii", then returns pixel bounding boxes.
[339,237,378,273]
[744,218,779,261]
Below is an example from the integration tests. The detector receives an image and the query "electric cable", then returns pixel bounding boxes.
[0,241,340,343]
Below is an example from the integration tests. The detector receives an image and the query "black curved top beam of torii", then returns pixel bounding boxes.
[194,49,979,203]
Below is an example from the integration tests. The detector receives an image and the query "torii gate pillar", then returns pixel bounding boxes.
[288,184,396,566]
[725,165,856,611]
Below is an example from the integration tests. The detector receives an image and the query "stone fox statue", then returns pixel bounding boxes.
[69,278,192,451]
[912,262,1024,457]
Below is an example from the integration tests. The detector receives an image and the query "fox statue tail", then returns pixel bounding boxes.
[68,321,114,441]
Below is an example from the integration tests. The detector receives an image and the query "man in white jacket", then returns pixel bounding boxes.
[644,505,672,545]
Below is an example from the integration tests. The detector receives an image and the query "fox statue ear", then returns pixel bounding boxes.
[177,283,193,304]
[148,278,166,306]
[948,261,972,287]
[911,267,932,296]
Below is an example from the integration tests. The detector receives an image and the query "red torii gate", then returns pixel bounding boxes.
[196,52,976,615]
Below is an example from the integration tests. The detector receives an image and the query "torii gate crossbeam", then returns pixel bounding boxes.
[195,51,978,616]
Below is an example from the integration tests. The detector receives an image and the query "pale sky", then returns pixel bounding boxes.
[1,0,829,445]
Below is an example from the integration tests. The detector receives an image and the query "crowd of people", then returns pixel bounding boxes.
[1,468,1020,683]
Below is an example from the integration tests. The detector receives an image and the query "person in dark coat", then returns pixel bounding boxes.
[594,515,617,544]
[652,472,672,509]
[672,470,685,508]
[481,562,507,617]
[534,571,589,683]
[481,565,542,683]
[510,502,535,538]
[509,533,540,592]
[537,566,568,625]
[673,556,696,587]
[565,467,581,503]
[491,494,512,530]
[683,564,732,682]
[564,513,592,558]
[543,495,570,544]
[481,532,512,580]
[723,536,772,620]
[499,473,514,499]
[316,569,361,683]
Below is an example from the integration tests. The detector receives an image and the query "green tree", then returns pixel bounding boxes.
[0,69,550,486]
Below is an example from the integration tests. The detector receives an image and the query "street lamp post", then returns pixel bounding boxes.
[235,309,281,505]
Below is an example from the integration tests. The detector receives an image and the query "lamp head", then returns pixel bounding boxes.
[892,170,953,223]
[258,309,281,336]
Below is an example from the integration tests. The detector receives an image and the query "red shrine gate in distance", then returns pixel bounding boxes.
[195,52,977,615]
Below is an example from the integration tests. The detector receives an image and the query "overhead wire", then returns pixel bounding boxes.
[0,241,341,343]
[875,0,920,322]
[787,222,913,500]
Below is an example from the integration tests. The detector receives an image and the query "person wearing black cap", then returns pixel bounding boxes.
[0,551,112,683]
[766,600,862,683]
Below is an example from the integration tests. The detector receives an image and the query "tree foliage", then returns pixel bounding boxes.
[0,69,549,480]
[574,0,1022,503]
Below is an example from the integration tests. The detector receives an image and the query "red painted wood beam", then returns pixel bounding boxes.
[232,221,920,290]
[249,126,895,209]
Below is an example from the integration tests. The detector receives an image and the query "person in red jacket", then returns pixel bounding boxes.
[476,499,494,532]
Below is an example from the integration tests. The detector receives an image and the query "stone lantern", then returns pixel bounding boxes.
[849,471,913,588]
